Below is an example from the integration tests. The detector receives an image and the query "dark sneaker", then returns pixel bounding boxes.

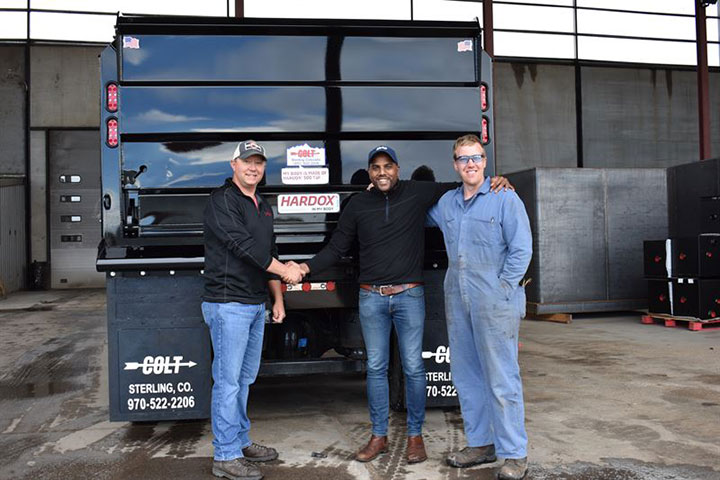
[446,444,497,468]
[498,457,528,480]
[212,458,263,480]
[242,443,278,462]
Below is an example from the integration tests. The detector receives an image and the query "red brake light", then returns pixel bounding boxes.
[481,116,490,145]
[107,118,118,148]
[480,83,488,111]
[106,83,118,112]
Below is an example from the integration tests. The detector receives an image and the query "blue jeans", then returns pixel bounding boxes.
[202,301,265,461]
[358,286,427,437]
[444,273,527,458]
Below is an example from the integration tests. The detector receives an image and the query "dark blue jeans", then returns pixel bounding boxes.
[201,301,265,461]
[358,286,427,437]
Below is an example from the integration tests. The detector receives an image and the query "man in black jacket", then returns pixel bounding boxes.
[202,140,304,480]
[299,145,510,465]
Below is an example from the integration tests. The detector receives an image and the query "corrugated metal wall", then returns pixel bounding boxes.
[0,181,26,294]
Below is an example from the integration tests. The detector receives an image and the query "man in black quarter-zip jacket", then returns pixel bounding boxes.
[202,140,305,480]
[298,145,511,466]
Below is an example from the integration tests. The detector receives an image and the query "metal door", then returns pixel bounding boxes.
[48,130,104,288]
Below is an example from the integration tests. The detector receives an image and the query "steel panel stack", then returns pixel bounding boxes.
[506,168,667,314]
[645,157,720,320]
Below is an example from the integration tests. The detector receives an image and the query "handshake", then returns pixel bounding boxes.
[280,261,309,285]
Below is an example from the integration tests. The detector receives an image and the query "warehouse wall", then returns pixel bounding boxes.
[0,46,26,176]
[494,62,578,174]
[0,47,27,294]
[30,45,103,128]
[583,67,701,168]
[494,62,720,174]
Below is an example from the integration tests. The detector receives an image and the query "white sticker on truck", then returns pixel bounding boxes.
[287,144,325,166]
[123,36,140,49]
[277,193,339,214]
[281,167,329,185]
[457,39,473,52]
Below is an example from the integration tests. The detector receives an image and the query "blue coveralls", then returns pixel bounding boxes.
[428,177,532,459]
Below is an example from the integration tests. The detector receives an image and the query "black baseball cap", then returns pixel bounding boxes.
[367,145,399,165]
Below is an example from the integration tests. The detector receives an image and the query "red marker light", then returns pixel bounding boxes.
[281,284,287,293]
[654,255,662,263]
[679,253,687,260]
[480,83,489,111]
[710,310,717,318]
[107,118,118,147]
[680,296,687,304]
[659,294,666,301]
[326,281,336,292]
[706,252,713,258]
[481,116,490,145]
[302,282,311,292]
[106,83,118,112]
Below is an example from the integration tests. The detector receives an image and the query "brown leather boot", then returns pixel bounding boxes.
[406,435,427,464]
[355,435,388,462]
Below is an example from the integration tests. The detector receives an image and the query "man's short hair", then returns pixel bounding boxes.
[452,134,483,158]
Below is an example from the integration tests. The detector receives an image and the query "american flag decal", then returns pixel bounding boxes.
[123,36,140,49]
[457,39,473,52]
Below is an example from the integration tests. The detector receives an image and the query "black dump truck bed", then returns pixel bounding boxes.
[99,16,493,421]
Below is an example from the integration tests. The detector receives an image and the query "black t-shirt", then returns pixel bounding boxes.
[306,180,455,285]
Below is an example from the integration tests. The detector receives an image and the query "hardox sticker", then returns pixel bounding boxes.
[287,144,325,166]
[277,193,340,214]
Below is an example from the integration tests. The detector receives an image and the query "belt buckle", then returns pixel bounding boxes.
[377,285,393,296]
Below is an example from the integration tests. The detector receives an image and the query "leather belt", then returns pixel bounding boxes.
[359,283,423,297]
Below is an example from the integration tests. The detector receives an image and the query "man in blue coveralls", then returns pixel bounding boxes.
[427,134,532,480]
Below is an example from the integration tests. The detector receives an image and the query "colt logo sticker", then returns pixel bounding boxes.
[281,167,329,185]
[277,193,340,214]
[124,355,197,375]
[287,144,325,166]
[422,345,450,364]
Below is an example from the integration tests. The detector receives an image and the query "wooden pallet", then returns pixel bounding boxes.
[525,312,572,324]
[641,314,720,331]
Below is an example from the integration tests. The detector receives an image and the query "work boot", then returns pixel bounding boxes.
[242,443,278,462]
[498,457,528,480]
[212,458,263,480]
[355,434,388,462]
[406,435,427,464]
[446,444,497,468]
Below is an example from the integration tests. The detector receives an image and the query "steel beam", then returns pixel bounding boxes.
[695,0,711,160]
[483,0,494,57]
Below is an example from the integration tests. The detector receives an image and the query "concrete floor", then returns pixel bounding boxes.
[0,289,718,480]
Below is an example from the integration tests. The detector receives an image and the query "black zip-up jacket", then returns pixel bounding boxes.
[203,178,277,304]
[306,180,455,285]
